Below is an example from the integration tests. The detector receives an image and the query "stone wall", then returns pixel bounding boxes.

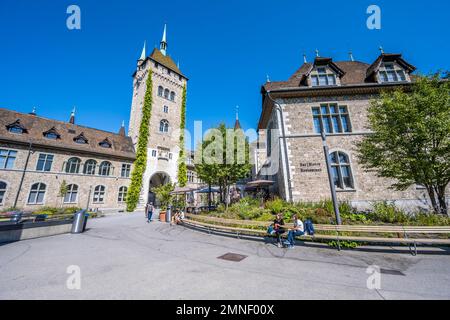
[0,142,132,211]
[257,94,441,211]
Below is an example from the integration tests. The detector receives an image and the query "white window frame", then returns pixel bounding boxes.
[36,153,54,172]
[93,185,106,203]
[0,149,18,170]
[27,182,47,205]
[64,184,79,204]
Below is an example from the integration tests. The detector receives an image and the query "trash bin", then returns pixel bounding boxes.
[82,213,89,232]
[71,210,87,234]
[10,212,22,224]
[165,206,171,223]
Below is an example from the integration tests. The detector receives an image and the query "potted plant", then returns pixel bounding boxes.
[151,183,175,222]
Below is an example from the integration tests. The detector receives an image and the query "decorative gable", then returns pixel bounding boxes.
[73,132,88,144]
[366,53,416,83]
[43,127,61,140]
[307,57,346,87]
[6,119,28,134]
[99,138,112,148]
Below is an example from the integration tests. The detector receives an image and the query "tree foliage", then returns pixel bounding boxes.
[127,70,153,212]
[195,123,252,204]
[177,85,188,187]
[356,74,450,215]
[151,183,175,210]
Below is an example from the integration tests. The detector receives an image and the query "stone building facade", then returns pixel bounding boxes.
[128,25,188,207]
[255,52,446,210]
[0,108,135,211]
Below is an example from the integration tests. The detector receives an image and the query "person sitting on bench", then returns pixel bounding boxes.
[273,213,286,248]
[284,214,304,249]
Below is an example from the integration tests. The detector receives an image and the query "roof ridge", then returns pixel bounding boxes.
[0,107,128,138]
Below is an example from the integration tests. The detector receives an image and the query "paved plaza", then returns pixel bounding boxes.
[1,213,449,300]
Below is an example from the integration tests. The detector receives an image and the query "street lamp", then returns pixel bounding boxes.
[321,132,342,225]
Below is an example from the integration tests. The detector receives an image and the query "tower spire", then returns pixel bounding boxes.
[349,50,354,61]
[303,53,307,64]
[139,41,146,61]
[119,120,126,136]
[234,105,241,130]
[379,46,384,54]
[160,24,167,56]
[69,107,76,124]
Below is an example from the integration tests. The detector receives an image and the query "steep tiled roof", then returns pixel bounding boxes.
[0,108,135,160]
[149,48,184,76]
[262,54,415,92]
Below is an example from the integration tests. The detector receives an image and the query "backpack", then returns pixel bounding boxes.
[305,219,315,236]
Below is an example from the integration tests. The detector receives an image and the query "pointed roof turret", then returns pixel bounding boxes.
[234,106,241,130]
[69,107,76,124]
[119,120,126,136]
[139,41,146,61]
[160,24,167,56]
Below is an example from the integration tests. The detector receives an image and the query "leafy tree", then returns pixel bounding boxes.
[356,74,450,215]
[152,183,175,210]
[195,123,252,206]
[127,70,153,212]
[177,85,188,187]
[58,180,68,207]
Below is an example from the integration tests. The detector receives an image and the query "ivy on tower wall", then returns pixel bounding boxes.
[177,85,188,187]
[127,70,153,212]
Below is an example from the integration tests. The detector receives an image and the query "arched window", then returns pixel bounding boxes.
[170,91,175,101]
[83,159,97,175]
[66,157,81,174]
[118,186,128,203]
[158,86,164,97]
[28,183,46,204]
[93,185,106,203]
[330,151,354,189]
[0,181,7,205]
[159,120,169,133]
[164,88,170,99]
[64,184,78,203]
[99,161,112,176]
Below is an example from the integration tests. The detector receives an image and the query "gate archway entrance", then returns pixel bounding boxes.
[148,172,171,207]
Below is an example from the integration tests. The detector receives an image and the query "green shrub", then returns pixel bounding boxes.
[265,198,285,214]
[328,240,359,249]
[412,213,450,226]
[367,202,411,224]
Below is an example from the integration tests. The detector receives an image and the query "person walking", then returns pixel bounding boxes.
[145,202,154,223]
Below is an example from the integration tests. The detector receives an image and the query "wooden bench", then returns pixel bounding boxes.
[183,215,450,255]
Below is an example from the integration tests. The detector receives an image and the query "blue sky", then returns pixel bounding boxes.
[1,0,449,145]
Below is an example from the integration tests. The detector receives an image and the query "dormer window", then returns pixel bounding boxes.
[73,133,88,144]
[99,138,112,148]
[311,68,337,87]
[6,120,27,134]
[43,127,61,140]
[378,63,407,83]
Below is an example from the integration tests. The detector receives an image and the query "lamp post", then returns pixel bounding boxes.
[321,132,342,225]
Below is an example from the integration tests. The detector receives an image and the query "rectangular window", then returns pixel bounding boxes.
[0,149,17,169]
[152,150,157,157]
[312,104,352,134]
[121,164,131,178]
[36,154,54,172]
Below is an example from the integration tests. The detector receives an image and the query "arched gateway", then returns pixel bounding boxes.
[148,172,171,206]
